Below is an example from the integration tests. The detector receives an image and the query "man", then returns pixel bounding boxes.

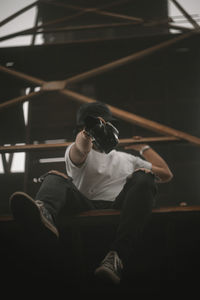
[10,101,173,285]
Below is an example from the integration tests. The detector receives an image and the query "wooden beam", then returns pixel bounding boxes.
[2,204,200,221]
[0,136,180,153]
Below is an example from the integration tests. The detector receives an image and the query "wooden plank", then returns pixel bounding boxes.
[76,205,200,217]
[1,205,200,222]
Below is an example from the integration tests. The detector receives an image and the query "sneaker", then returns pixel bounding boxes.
[94,251,123,284]
[9,191,59,239]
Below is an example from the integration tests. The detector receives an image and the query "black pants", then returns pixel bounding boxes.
[35,170,157,262]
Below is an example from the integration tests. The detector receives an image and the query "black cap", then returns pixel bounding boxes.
[76,101,115,126]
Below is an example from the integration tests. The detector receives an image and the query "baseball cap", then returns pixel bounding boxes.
[76,101,115,126]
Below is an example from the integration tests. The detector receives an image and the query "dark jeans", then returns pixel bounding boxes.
[35,170,157,262]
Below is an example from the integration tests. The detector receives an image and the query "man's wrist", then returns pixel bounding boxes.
[139,145,151,156]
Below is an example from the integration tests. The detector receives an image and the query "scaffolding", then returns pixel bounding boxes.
[0,0,200,206]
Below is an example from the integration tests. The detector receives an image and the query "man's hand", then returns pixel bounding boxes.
[125,136,173,183]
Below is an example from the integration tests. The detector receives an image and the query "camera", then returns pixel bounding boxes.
[84,116,119,154]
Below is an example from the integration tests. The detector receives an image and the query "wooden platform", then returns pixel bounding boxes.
[1,205,200,295]
[1,204,200,221]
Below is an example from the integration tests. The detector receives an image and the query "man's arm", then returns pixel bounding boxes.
[126,143,173,183]
[69,130,92,167]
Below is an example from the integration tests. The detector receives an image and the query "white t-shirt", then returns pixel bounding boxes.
[65,143,152,202]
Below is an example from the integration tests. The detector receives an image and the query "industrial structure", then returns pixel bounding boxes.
[0,0,200,294]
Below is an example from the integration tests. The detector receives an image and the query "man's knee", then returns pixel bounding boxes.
[37,170,72,184]
[47,170,71,180]
[131,169,157,192]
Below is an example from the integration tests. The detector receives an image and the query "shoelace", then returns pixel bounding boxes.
[35,200,54,225]
[102,251,123,272]
[35,200,43,207]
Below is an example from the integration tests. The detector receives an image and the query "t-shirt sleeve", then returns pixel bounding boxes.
[132,155,152,171]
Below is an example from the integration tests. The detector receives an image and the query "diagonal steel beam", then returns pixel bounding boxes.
[1,68,198,147]
[0,0,142,43]
[40,0,143,23]
[0,12,86,43]
[170,0,200,30]
[0,90,44,110]
[0,65,44,86]
[60,89,200,146]
[0,18,168,41]
[1,36,200,147]
[0,1,39,27]
[42,29,200,90]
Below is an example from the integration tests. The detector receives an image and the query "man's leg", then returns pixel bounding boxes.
[10,170,94,239]
[112,169,157,261]
[95,169,157,284]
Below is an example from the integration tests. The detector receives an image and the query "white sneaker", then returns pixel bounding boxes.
[94,251,123,284]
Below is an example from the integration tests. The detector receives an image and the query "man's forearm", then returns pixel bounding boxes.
[142,147,173,182]
[69,131,92,166]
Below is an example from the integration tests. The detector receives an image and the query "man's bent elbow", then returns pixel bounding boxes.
[161,170,173,183]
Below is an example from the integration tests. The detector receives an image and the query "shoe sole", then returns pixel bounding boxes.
[9,191,59,239]
[94,266,120,285]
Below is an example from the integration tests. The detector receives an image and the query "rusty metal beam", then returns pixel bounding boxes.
[40,0,143,23]
[168,24,193,32]
[42,29,199,90]
[0,65,44,86]
[1,29,200,147]
[9,18,172,36]
[0,1,39,27]
[0,0,142,43]
[60,88,200,147]
[1,63,200,146]
[28,21,138,35]
[170,0,200,30]
[0,136,180,153]
[0,90,44,111]
[0,13,84,43]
